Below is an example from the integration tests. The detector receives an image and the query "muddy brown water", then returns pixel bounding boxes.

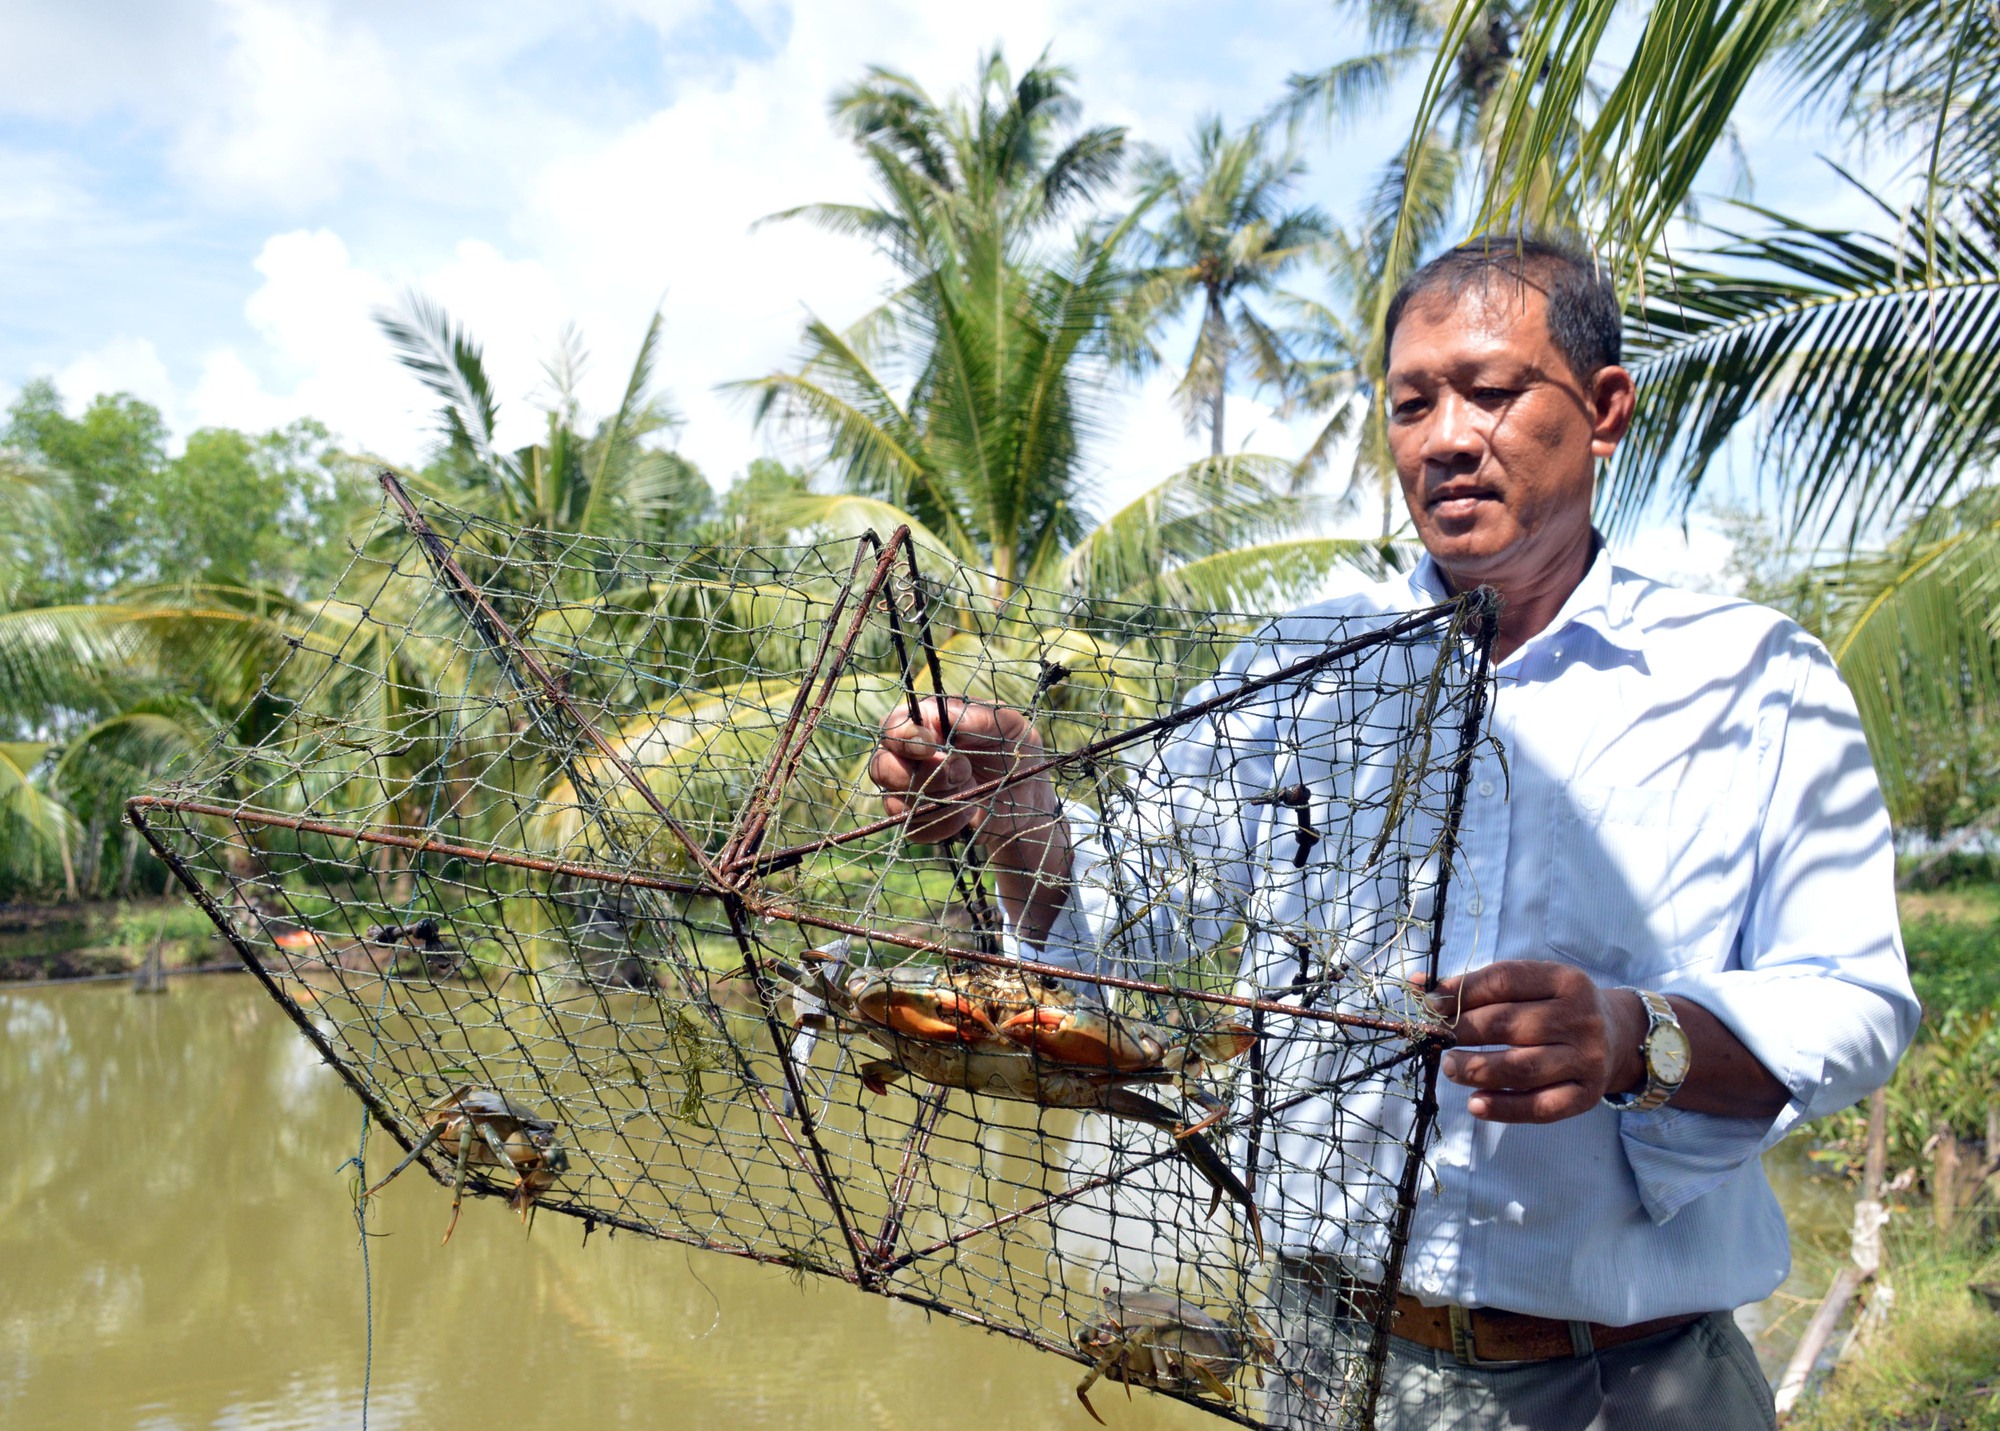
[2,978,1826,1428]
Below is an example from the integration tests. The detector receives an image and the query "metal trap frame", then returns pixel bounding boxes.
[130,472,1495,1428]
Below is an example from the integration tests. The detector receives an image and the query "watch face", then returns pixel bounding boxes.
[1649,1022,1693,1085]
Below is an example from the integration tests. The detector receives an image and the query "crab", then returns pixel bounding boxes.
[1072,1287,1275,1424]
[362,1086,569,1242]
[782,959,1262,1251]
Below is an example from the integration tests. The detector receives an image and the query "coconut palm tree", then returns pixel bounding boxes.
[1273,134,1465,535]
[376,301,712,547]
[746,49,1377,610]
[1132,119,1331,456]
[1399,0,1997,284]
[1815,488,2000,835]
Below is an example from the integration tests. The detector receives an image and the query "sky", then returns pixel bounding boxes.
[0,0,1920,587]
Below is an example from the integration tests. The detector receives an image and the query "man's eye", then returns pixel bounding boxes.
[1391,399,1427,420]
[1473,386,1518,404]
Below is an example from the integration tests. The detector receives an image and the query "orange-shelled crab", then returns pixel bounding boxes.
[781,957,1262,1251]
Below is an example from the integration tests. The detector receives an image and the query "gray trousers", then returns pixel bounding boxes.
[1268,1272,1776,1431]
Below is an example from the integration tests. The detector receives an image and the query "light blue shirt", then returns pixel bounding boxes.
[1030,546,1918,1324]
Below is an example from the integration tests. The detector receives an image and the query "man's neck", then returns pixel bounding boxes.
[1433,531,1598,662]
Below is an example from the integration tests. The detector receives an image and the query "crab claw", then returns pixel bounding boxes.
[999,1007,1161,1073]
[855,982,998,1045]
[1194,1023,1257,1065]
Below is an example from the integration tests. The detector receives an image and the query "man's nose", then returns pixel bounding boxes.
[1422,390,1485,471]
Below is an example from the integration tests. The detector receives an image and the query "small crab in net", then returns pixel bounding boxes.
[363,1086,569,1243]
[1072,1287,1275,1424]
[781,958,1263,1252]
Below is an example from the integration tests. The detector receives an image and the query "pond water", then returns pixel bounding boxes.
[1,977,1834,1429]
[0,977,1214,1431]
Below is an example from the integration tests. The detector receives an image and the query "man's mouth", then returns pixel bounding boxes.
[1427,485,1501,521]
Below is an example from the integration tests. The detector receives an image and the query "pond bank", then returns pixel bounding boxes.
[0,896,223,981]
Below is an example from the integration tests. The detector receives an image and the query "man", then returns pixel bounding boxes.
[867,237,1917,1429]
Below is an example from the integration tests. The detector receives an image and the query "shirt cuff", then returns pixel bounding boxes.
[1619,1105,1789,1223]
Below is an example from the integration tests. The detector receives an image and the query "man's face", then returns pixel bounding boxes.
[1384,279,1631,591]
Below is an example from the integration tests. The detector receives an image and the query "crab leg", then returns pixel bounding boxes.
[1186,1356,1236,1404]
[474,1116,516,1168]
[1075,1329,1143,1426]
[440,1118,477,1245]
[361,1121,444,1198]
[1100,1088,1264,1258]
[1174,1098,1232,1140]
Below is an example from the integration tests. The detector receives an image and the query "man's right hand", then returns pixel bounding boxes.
[866,696,1072,942]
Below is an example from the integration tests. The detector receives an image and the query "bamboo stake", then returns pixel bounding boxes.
[1935,1123,1960,1233]
[1775,1088,1890,1421]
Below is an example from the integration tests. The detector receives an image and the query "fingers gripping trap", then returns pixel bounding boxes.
[130,473,1495,1428]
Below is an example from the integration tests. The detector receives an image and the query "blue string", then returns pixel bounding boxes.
[345,610,475,1431]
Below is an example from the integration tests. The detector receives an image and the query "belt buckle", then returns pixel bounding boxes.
[1447,1305,1486,1366]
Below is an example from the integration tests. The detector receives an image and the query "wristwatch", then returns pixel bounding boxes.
[1602,989,1691,1113]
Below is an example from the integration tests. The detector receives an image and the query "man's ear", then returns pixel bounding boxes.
[1589,365,1636,459]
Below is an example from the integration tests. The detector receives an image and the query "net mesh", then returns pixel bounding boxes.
[131,474,1497,1429]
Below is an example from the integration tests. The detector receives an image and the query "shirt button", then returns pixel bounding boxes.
[1468,896,1485,917]
[1477,779,1495,798]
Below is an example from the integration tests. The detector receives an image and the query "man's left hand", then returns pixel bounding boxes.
[1428,961,1646,1123]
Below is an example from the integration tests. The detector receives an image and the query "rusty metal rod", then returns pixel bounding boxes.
[760,897,1452,1043]
[718,531,893,873]
[125,795,712,897]
[723,895,876,1281]
[131,793,1442,1039]
[125,803,430,1168]
[728,530,909,873]
[868,1086,950,1270]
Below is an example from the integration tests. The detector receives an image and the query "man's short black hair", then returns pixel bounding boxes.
[1382,234,1621,380]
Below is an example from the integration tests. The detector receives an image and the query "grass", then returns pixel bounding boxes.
[1790,1225,2000,1430]
[1786,875,2000,1427]
[1902,883,2000,1019]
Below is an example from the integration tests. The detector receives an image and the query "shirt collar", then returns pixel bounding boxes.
[1409,534,1643,656]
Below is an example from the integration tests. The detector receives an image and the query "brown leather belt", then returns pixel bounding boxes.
[1291,1260,1706,1366]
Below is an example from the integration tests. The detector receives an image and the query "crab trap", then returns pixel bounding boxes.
[130,473,1496,1429]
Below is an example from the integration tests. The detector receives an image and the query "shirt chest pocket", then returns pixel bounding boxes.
[1544,783,1737,980]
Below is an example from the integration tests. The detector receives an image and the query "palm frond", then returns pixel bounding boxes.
[0,738,76,893]
[1610,193,2000,537]
[1274,49,1428,133]
[377,293,504,466]
[1821,487,2000,826]
[1124,536,1399,612]
[1055,454,1335,600]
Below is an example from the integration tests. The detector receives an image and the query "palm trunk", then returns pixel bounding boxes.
[1207,289,1229,456]
[57,825,77,902]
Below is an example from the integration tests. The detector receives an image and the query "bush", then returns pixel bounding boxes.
[1809,891,2000,1183]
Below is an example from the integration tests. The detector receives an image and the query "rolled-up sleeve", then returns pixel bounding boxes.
[1622,635,1920,1222]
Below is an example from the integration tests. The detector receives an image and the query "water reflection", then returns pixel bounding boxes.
[1,980,1208,1430]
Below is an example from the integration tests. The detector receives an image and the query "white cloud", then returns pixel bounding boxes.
[184,229,590,459]
[54,337,179,420]
[175,0,408,207]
